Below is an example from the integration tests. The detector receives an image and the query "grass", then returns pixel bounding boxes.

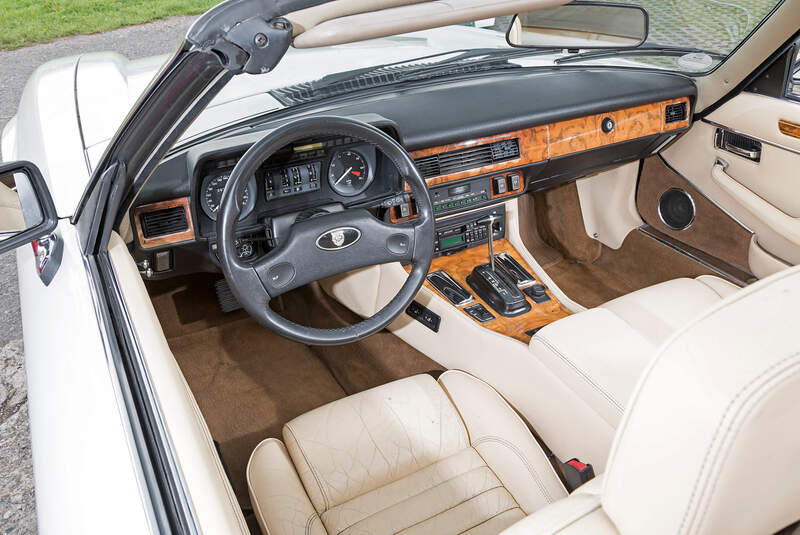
[0,0,219,50]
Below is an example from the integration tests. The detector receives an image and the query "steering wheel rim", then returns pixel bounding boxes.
[217,116,434,345]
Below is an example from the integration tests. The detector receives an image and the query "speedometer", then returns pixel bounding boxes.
[328,149,372,196]
[200,172,257,221]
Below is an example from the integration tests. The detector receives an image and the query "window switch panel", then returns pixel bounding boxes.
[406,300,441,332]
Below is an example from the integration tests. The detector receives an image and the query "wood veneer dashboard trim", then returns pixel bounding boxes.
[406,239,571,343]
[133,197,195,249]
[409,96,691,187]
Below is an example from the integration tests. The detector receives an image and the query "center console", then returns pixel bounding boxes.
[406,205,571,342]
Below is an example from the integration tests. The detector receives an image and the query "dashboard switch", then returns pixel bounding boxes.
[508,173,521,191]
[492,176,507,195]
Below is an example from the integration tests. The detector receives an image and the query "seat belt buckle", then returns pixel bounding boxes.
[563,458,595,491]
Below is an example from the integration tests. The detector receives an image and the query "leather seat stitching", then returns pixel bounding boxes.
[678,352,800,534]
[285,424,331,512]
[390,485,506,534]
[305,511,321,535]
[694,362,800,534]
[472,436,554,503]
[453,505,521,535]
[533,335,624,413]
[330,462,493,535]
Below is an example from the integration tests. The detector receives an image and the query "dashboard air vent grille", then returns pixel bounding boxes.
[665,102,688,124]
[140,207,188,239]
[414,138,520,179]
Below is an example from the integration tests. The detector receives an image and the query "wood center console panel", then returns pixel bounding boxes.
[406,239,571,342]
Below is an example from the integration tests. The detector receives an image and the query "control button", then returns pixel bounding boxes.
[399,203,410,218]
[464,303,495,323]
[601,117,615,134]
[386,234,410,256]
[493,176,507,195]
[523,284,551,304]
[267,262,295,288]
[508,173,521,191]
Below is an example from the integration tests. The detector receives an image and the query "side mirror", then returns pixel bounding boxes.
[506,1,649,50]
[0,161,58,255]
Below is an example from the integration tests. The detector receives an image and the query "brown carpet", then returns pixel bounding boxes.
[145,274,443,517]
[519,183,717,308]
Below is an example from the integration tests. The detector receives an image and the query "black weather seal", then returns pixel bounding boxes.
[186,0,328,74]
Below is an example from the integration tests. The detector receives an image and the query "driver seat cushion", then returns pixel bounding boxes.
[247,372,567,535]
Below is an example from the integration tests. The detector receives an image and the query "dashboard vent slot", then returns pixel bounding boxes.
[140,206,188,238]
[414,138,520,179]
[665,102,688,124]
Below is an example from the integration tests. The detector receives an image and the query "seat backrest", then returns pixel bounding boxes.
[602,266,800,535]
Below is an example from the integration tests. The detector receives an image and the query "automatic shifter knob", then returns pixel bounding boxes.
[476,215,499,271]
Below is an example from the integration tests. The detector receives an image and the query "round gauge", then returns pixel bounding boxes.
[200,172,257,221]
[328,149,372,196]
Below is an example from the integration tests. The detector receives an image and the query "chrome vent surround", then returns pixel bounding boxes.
[413,138,520,179]
[664,102,688,124]
[140,206,188,238]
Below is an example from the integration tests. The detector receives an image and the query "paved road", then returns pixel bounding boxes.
[0,15,196,534]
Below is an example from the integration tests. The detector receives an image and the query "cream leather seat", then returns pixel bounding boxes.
[247,371,568,535]
[249,267,800,535]
[527,275,739,471]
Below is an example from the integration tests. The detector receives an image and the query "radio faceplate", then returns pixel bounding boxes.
[434,206,505,257]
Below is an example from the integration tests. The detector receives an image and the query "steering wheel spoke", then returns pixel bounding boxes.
[217,116,434,345]
[253,209,418,298]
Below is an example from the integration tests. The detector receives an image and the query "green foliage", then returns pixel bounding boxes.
[0,0,218,49]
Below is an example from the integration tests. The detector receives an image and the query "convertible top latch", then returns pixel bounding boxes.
[217,16,293,75]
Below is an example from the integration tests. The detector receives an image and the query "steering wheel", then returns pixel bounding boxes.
[217,116,434,345]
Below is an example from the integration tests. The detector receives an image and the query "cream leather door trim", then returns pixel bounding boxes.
[708,93,800,153]
[749,236,791,279]
[711,161,800,248]
[662,121,800,268]
[0,181,24,231]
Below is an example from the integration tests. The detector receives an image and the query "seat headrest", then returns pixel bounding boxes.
[602,266,800,535]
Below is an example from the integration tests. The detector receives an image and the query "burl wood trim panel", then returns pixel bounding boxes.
[406,239,570,342]
[778,119,800,140]
[409,126,549,187]
[410,97,690,187]
[133,197,195,249]
[637,157,752,271]
[549,97,689,158]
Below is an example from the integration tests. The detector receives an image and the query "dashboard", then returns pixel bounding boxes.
[130,67,696,278]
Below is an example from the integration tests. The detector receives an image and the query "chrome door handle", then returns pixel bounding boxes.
[723,142,761,161]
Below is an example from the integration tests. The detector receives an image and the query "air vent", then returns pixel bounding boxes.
[414,138,521,179]
[665,102,688,124]
[140,206,188,238]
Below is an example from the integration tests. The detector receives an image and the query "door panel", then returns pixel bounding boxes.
[662,91,800,273]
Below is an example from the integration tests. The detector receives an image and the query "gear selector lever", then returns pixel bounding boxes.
[466,215,531,317]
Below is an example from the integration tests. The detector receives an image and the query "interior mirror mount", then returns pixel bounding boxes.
[506,1,649,51]
[0,160,58,256]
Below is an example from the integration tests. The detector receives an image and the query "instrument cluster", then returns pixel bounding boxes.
[196,136,385,226]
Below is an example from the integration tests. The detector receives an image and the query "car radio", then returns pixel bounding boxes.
[434,206,505,257]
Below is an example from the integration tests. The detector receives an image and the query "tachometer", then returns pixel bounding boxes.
[200,172,257,221]
[328,149,372,196]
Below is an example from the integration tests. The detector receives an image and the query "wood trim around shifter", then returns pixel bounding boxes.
[406,239,571,342]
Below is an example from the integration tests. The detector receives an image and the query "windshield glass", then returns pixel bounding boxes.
[179,0,784,143]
